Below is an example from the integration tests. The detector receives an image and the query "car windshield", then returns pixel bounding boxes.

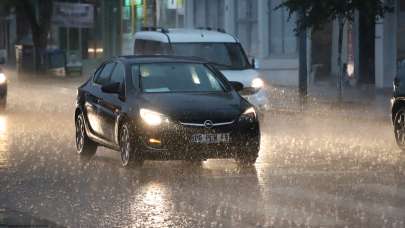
[170,43,250,70]
[135,63,226,93]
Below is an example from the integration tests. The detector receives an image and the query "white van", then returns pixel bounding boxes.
[133,27,269,111]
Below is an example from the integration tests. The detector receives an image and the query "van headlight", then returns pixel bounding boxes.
[239,107,257,122]
[0,73,6,84]
[140,108,169,126]
[251,78,264,89]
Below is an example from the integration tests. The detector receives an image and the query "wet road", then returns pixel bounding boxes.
[0,77,405,227]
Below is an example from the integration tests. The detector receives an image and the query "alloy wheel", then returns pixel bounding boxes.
[120,124,131,166]
[395,111,405,148]
[76,115,85,153]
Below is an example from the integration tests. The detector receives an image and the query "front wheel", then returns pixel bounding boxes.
[75,113,97,156]
[394,108,405,150]
[120,122,143,167]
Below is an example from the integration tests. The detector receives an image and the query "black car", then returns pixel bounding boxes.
[0,58,7,108]
[75,56,260,167]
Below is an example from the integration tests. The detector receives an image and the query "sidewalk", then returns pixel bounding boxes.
[266,82,392,121]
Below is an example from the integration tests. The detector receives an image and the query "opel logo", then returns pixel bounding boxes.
[204,120,214,129]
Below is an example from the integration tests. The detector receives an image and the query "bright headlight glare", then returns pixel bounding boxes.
[140,109,168,126]
[0,73,6,84]
[243,107,256,117]
[347,62,354,77]
[251,78,264,89]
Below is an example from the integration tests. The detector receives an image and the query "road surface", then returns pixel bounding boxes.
[0,75,404,227]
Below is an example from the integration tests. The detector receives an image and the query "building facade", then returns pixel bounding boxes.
[1,0,402,90]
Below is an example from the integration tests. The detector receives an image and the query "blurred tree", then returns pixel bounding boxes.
[1,0,53,71]
[277,0,392,100]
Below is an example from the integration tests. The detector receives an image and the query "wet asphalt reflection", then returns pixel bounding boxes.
[0,79,404,227]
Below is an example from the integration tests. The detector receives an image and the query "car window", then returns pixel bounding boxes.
[134,39,145,54]
[131,64,140,89]
[144,40,164,55]
[137,63,226,93]
[135,39,170,55]
[94,62,115,85]
[94,65,104,79]
[171,43,250,70]
[110,63,125,84]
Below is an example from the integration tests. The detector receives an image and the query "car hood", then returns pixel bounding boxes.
[220,69,260,87]
[138,92,243,123]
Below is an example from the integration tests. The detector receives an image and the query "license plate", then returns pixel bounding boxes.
[190,133,230,144]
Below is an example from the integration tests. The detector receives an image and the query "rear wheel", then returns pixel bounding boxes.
[75,113,97,156]
[394,108,405,150]
[120,122,143,167]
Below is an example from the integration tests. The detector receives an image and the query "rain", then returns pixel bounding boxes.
[0,0,404,227]
[0,67,401,227]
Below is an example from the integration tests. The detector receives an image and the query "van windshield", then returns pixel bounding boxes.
[170,43,251,70]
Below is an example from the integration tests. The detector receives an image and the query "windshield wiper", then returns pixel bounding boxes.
[208,62,234,68]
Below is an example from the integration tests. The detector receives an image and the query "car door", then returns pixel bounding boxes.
[86,62,116,138]
[98,62,126,143]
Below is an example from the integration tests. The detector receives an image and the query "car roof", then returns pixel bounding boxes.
[134,29,238,43]
[116,55,209,64]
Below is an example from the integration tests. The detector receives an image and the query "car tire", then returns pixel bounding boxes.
[119,121,144,167]
[75,112,97,156]
[394,108,405,151]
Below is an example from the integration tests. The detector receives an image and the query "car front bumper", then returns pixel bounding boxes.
[135,119,260,160]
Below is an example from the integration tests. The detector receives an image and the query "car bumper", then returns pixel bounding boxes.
[242,89,270,112]
[135,120,260,160]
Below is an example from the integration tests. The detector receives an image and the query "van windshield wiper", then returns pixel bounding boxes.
[208,62,234,68]
[208,62,247,70]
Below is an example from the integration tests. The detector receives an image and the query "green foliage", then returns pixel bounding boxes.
[277,0,393,32]
[1,0,53,48]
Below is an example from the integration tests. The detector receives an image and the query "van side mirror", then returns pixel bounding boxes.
[251,58,258,69]
[230,81,244,92]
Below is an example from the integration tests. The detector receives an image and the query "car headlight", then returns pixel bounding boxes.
[251,78,264,89]
[239,107,257,122]
[140,108,169,126]
[0,73,6,84]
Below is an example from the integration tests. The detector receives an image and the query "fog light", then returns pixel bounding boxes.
[149,138,161,144]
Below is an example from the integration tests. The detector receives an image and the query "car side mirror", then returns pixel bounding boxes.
[101,82,121,94]
[230,81,244,92]
[251,58,258,69]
